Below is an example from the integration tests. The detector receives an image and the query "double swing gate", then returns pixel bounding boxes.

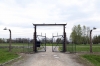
[36,34,46,52]
[36,33,64,52]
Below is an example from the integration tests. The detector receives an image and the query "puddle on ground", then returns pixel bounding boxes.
[54,57,59,58]
[53,55,57,56]
[41,54,46,56]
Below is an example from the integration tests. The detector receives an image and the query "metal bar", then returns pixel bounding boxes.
[65,32,67,52]
[53,35,63,37]
[72,42,73,53]
[28,38,29,53]
[37,35,42,36]
[45,33,46,51]
[38,36,46,37]
[33,24,67,26]
[65,32,66,52]
[41,33,42,36]
[37,35,45,37]
[52,33,53,52]
[75,43,76,53]
[23,38,24,52]
[57,33,58,36]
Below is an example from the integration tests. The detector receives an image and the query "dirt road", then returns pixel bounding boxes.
[7,46,86,66]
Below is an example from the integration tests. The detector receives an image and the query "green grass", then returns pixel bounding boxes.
[0,49,18,64]
[11,48,33,53]
[0,43,62,46]
[0,43,33,64]
[76,46,100,52]
[0,43,33,46]
[82,54,100,66]
[76,44,100,46]
[59,44,100,52]
[42,43,62,46]
[75,44,100,52]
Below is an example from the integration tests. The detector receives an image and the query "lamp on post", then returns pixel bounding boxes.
[3,27,12,52]
[90,27,96,53]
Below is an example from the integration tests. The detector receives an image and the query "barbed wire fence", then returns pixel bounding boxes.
[0,31,34,53]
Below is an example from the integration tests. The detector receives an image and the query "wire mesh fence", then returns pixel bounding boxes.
[0,39,34,53]
[66,43,76,53]
[66,43,100,53]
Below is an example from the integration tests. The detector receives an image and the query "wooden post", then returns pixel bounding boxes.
[63,25,66,52]
[34,25,37,52]
[9,29,11,52]
[90,30,92,53]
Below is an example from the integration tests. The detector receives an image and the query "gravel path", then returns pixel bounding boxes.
[7,46,85,66]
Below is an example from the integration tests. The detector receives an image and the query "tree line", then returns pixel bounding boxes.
[0,38,33,43]
[70,24,90,44]
[93,35,100,44]
[0,37,64,44]
[70,24,100,44]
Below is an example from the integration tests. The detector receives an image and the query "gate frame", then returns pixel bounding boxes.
[33,24,67,52]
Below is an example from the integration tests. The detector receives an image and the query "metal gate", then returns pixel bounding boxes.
[36,34,46,52]
[52,34,63,52]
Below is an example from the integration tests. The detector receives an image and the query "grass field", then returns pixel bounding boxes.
[66,44,100,52]
[82,54,100,66]
[0,43,33,46]
[0,49,18,64]
[0,43,60,47]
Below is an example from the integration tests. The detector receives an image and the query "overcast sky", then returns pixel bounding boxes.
[0,0,100,39]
